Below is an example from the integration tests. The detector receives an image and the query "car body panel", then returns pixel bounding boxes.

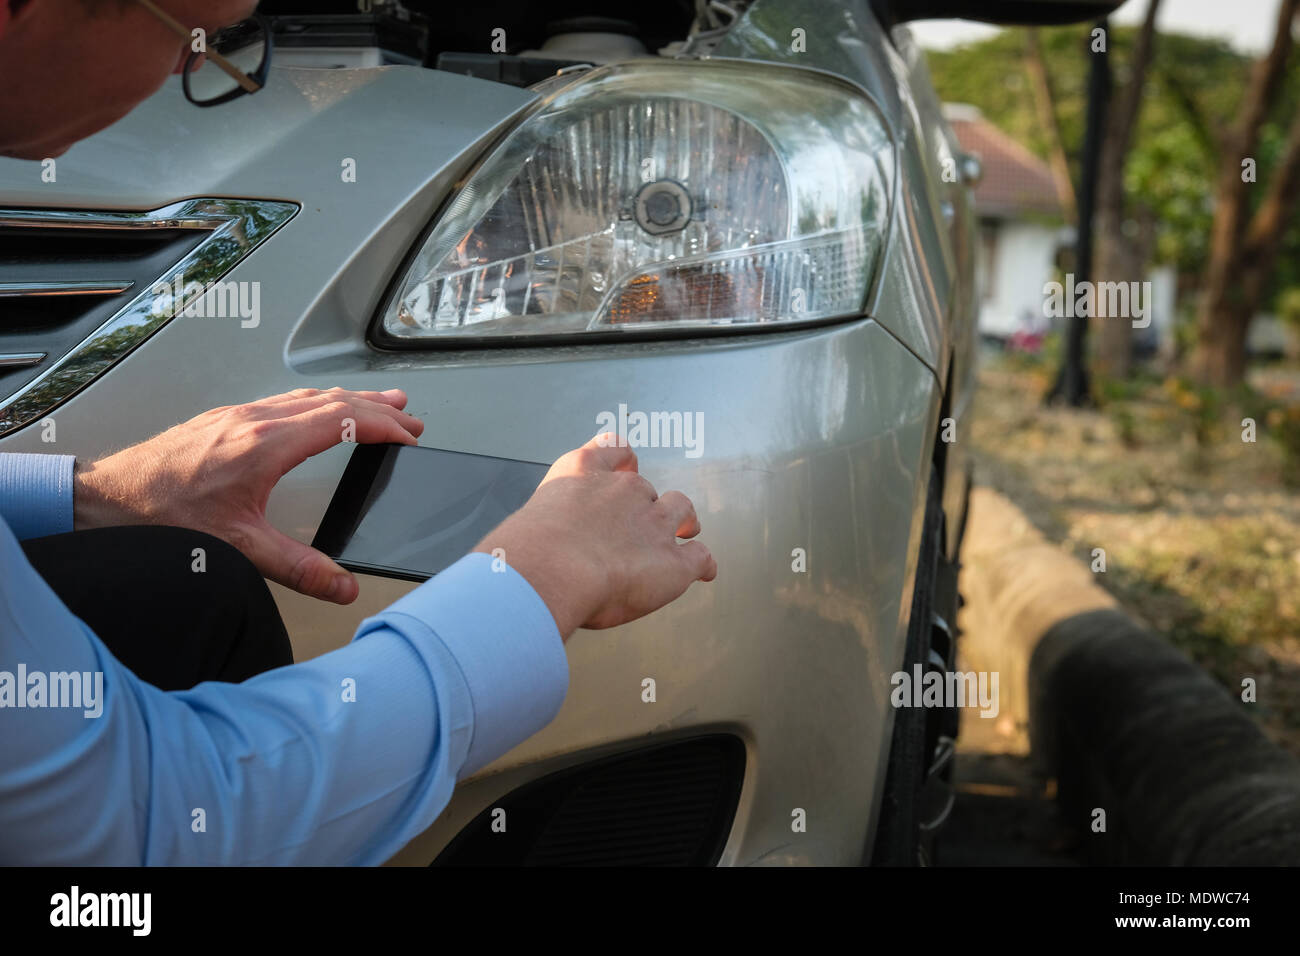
[0,4,971,864]
[0,66,536,211]
[716,1,975,552]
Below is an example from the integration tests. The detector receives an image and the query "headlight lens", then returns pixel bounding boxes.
[377,60,893,345]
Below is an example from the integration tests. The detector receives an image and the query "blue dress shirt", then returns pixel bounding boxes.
[0,452,568,864]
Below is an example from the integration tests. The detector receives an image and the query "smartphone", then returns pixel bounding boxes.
[311,443,549,582]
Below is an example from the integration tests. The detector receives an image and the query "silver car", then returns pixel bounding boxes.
[0,0,1112,865]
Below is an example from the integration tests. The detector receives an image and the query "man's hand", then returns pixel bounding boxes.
[74,387,423,604]
[473,435,717,638]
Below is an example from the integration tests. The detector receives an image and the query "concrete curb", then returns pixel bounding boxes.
[957,487,1300,865]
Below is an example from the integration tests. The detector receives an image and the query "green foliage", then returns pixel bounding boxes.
[1267,406,1300,487]
[1095,366,1162,404]
[1162,375,1226,448]
[1108,401,1140,447]
[927,26,1090,177]
[1243,386,1300,487]
[1097,368,1166,447]
[1279,288,1300,330]
[925,25,1300,310]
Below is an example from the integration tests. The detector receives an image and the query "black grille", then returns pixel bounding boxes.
[0,224,205,400]
[433,735,745,866]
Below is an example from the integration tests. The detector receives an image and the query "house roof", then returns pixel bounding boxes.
[944,104,1063,220]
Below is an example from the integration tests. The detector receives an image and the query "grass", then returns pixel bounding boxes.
[970,350,1300,754]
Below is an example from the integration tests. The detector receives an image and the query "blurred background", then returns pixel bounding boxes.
[908,0,1300,863]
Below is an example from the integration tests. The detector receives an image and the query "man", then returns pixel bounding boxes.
[0,0,717,864]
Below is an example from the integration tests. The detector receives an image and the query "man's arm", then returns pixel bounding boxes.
[0,388,422,569]
[57,387,716,622]
[70,387,425,604]
[0,424,714,865]
[0,518,564,865]
[0,452,74,540]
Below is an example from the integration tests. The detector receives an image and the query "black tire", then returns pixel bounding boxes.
[868,469,943,866]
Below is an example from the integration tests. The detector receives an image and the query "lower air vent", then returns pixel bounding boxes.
[433,735,745,867]
[0,199,297,437]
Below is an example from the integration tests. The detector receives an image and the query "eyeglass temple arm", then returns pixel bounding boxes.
[134,0,262,93]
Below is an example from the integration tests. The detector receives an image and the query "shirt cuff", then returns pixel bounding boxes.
[354,551,569,779]
[0,453,75,541]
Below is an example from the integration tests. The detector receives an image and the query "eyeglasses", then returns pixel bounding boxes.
[134,0,273,108]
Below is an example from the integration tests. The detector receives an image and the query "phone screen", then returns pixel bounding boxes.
[312,443,549,581]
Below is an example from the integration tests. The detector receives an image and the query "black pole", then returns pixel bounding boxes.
[1048,18,1110,407]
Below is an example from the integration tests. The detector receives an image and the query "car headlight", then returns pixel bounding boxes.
[375,60,893,346]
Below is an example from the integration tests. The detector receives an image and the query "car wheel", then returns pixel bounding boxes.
[868,467,943,866]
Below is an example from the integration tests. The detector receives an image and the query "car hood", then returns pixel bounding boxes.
[0,65,536,209]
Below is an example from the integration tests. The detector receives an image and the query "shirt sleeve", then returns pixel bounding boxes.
[0,523,568,866]
[0,453,75,540]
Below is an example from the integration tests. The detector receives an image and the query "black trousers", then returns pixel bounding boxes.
[22,526,293,691]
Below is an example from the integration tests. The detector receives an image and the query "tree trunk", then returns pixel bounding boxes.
[1091,208,1135,379]
[1190,133,1257,386]
[1088,0,1162,381]
[1025,28,1078,225]
[1192,303,1250,386]
[1190,0,1300,387]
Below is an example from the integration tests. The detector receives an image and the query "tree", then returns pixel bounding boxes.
[1090,0,1162,381]
[1048,21,1108,407]
[1024,28,1078,225]
[926,19,1300,381]
[927,27,1255,282]
[1190,0,1300,387]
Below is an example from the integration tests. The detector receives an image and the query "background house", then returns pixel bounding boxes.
[944,103,1062,343]
[945,103,1178,351]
